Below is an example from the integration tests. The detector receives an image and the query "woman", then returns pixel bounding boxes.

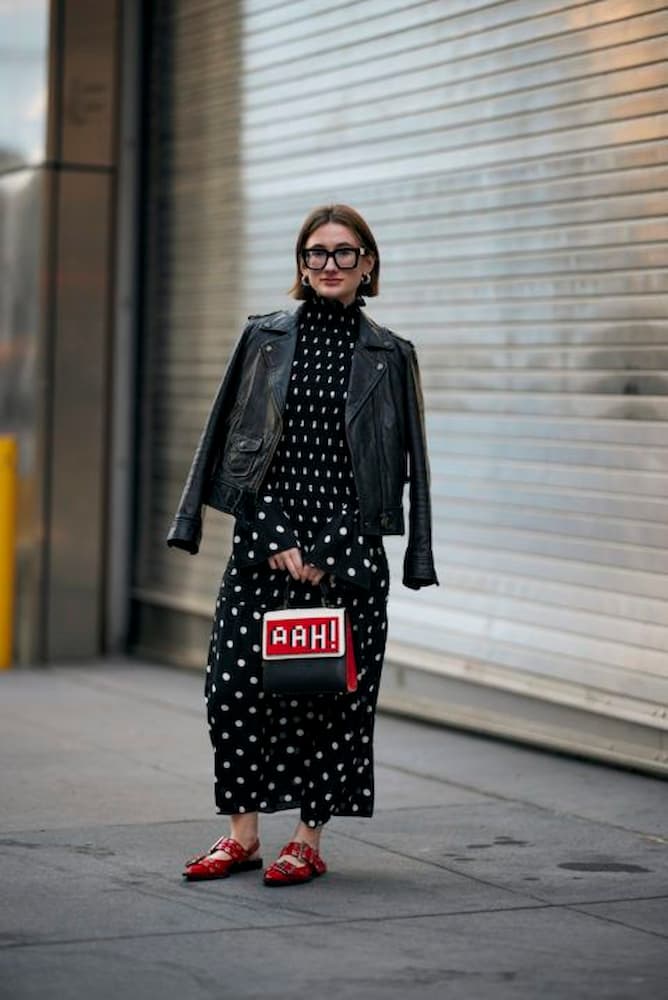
[167,204,438,886]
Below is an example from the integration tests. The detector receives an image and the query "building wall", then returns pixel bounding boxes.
[133,0,668,771]
[0,0,120,662]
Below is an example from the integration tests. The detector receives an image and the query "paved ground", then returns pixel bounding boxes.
[0,658,666,1000]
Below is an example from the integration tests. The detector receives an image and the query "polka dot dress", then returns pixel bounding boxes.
[204,296,390,828]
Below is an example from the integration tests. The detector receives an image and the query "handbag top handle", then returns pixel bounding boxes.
[281,573,334,610]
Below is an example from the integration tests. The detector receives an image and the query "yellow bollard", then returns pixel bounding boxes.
[0,436,17,669]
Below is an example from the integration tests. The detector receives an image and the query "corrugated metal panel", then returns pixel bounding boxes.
[135,0,668,769]
[135,0,244,610]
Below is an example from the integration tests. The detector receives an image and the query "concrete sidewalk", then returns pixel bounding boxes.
[0,659,666,1000]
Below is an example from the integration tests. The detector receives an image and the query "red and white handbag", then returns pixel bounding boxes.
[262,587,357,694]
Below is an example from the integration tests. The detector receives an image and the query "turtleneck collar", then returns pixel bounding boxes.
[304,291,365,314]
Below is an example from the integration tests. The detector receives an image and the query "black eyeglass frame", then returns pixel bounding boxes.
[301,246,368,271]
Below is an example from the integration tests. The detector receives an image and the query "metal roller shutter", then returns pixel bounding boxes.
[134,0,244,630]
[134,0,668,772]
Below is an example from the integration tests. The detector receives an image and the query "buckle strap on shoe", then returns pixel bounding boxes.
[279,840,325,873]
[269,859,305,877]
[210,836,259,863]
[186,836,258,868]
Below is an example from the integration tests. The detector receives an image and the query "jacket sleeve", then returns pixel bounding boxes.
[402,344,439,589]
[165,322,252,555]
[231,493,299,568]
[306,506,375,589]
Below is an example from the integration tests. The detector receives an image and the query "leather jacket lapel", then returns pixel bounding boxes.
[346,311,393,426]
[258,311,298,414]
[346,348,386,425]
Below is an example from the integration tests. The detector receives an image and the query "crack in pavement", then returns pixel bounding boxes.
[2,895,667,953]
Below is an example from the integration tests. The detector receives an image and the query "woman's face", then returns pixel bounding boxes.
[300,222,374,306]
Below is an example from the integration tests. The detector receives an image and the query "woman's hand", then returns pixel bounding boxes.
[268,548,325,586]
[268,547,303,580]
[301,562,326,586]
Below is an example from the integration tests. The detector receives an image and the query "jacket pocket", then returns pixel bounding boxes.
[226,434,263,475]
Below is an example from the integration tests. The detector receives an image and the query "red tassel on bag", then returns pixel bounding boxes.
[345,614,358,693]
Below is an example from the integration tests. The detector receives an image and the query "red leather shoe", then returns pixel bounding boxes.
[263,840,327,887]
[182,836,262,881]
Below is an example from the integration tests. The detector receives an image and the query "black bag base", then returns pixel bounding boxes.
[262,655,348,694]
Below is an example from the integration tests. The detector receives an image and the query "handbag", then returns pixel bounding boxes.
[262,580,357,695]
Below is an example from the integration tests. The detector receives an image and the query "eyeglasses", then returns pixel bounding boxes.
[301,247,367,271]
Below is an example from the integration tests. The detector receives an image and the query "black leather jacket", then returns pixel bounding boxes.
[166,303,438,589]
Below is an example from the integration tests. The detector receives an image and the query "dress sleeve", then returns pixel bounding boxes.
[232,493,299,569]
[306,506,375,589]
